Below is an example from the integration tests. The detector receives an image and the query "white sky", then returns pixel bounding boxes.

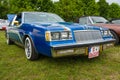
[52,0,120,5]
[96,0,120,5]
[51,0,59,3]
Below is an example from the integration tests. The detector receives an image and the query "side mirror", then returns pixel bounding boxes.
[14,21,19,26]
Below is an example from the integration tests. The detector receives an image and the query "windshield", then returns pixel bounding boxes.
[24,12,65,23]
[91,16,108,23]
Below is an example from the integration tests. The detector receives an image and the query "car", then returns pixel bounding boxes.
[110,19,120,24]
[79,16,120,44]
[6,12,115,60]
[0,19,9,30]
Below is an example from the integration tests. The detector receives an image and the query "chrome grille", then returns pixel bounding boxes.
[74,30,103,43]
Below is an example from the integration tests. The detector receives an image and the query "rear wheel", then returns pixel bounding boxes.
[110,30,119,45]
[25,37,39,60]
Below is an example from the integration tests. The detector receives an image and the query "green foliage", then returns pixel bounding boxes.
[82,0,99,16]
[97,0,109,18]
[0,0,120,21]
[109,3,120,19]
[8,0,35,13]
[0,0,9,19]
[53,0,84,21]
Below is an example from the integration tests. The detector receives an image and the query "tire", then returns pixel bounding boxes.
[24,37,39,60]
[110,30,119,45]
[6,34,14,45]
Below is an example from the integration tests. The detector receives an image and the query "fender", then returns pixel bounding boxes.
[23,32,39,54]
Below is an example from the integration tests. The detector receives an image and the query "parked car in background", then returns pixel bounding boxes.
[110,19,120,24]
[79,16,120,44]
[6,12,115,60]
[0,19,9,30]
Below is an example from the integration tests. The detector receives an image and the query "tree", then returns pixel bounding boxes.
[32,0,54,12]
[97,0,109,18]
[109,3,120,19]
[0,0,9,18]
[0,0,120,21]
[53,0,84,22]
[9,0,35,13]
[81,0,99,16]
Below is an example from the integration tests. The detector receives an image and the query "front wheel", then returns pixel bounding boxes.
[110,30,119,45]
[25,37,39,60]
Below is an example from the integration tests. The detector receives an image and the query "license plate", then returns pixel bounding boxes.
[88,46,100,58]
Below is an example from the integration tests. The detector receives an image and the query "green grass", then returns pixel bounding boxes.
[0,31,120,80]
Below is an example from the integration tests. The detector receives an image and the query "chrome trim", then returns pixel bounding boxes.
[52,39,115,50]
[74,30,103,43]
[50,31,73,41]
[89,16,94,24]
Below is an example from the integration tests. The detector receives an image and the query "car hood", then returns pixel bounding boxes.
[7,14,16,22]
[91,23,120,35]
[84,25,108,31]
[92,23,120,28]
[33,22,104,31]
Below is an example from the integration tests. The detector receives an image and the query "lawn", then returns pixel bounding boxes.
[0,31,120,80]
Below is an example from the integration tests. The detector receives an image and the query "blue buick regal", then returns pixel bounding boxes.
[6,12,115,60]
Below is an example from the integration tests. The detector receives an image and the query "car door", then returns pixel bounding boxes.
[8,14,24,44]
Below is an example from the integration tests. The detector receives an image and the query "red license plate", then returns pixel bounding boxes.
[88,46,100,58]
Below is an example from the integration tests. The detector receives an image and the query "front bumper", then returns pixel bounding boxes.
[51,39,115,57]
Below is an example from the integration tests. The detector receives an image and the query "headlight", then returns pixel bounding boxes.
[51,32,60,40]
[101,30,112,36]
[45,31,51,41]
[61,31,69,40]
[104,31,108,35]
[45,31,72,41]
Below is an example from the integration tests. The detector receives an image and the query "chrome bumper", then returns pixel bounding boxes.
[51,39,115,57]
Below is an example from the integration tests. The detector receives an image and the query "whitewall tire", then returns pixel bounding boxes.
[25,37,39,60]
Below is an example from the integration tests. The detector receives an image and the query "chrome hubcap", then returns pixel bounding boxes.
[25,38,32,59]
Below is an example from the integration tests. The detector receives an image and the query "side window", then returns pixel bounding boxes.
[9,16,17,26]
[79,17,87,25]
[15,14,22,25]
[9,14,22,27]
